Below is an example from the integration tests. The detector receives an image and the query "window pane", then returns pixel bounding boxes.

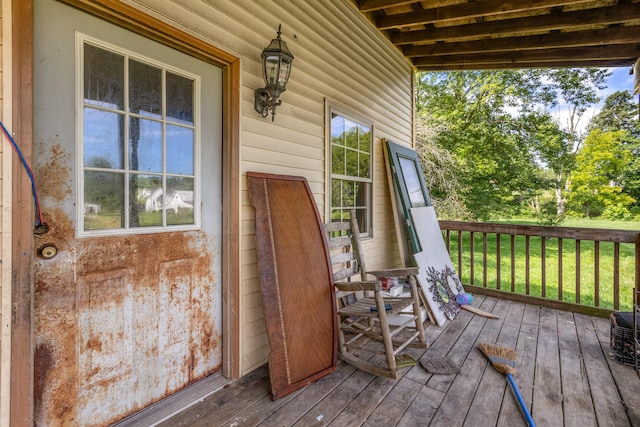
[166,125,194,175]
[332,146,345,175]
[129,174,162,227]
[167,73,194,125]
[84,107,124,169]
[129,118,162,172]
[166,177,194,225]
[345,149,359,176]
[355,208,367,234]
[345,119,358,149]
[359,153,370,178]
[84,171,124,230]
[399,156,427,207]
[331,179,342,207]
[343,180,354,207]
[331,114,344,144]
[330,208,342,223]
[356,182,370,207]
[129,60,162,117]
[84,44,124,109]
[359,125,371,153]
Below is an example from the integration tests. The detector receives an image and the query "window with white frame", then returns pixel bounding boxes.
[79,37,199,234]
[329,107,373,235]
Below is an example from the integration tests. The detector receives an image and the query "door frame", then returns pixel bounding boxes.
[11,1,241,424]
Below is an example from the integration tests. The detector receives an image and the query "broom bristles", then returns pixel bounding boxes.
[478,342,518,376]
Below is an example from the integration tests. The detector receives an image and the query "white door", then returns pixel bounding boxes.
[33,0,223,425]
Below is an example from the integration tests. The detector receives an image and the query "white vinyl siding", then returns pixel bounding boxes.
[122,0,414,375]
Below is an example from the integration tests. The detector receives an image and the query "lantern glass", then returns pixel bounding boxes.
[278,58,291,87]
[264,55,280,86]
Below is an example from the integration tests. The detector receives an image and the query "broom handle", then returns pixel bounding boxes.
[506,373,535,427]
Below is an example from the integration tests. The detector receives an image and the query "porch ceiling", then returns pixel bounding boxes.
[352,0,640,71]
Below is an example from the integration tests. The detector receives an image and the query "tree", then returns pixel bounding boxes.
[536,68,610,215]
[567,129,634,218]
[415,70,565,220]
[415,68,614,221]
[588,90,640,206]
[414,113,470,219]
[589,90,640,137]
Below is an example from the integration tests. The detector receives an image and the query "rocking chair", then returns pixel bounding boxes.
[324,210,427,379]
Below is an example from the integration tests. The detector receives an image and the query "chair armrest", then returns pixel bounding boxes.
[368,268,419,278]
[335,281,381,292]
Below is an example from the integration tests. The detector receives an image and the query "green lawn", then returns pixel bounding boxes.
[446,219,638,311]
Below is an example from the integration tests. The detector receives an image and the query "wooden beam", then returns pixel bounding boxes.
[377,0,596,30]
[403,26,640,57]
[412,44,640,68]
[415,59,636,71]
[391,2,640,44]
[358,0,415,13]
[11,0,34,425]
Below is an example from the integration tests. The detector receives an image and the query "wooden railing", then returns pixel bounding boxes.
[438,221,640,316]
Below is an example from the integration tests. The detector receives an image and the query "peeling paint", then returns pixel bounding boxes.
[33,198,221,426]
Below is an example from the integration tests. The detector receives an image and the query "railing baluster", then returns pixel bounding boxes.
[470,231,475,286]
[576,240,581,305]
[458,230,463,281]
[445,230,451,251]
[496,233,501,290]
[558,238,563,301]
[511,234,515,292]
[483,233,488,287]
[594,241,600,307]
[542,236,546,298]
[614,242,620,310]
[526,235,530,295]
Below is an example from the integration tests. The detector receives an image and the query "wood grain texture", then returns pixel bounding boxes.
[247,172,337,399]
[162,295,640,426]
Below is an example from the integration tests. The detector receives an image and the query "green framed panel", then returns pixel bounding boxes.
[385,140,432,255]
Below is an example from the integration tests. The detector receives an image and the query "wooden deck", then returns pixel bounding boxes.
[160,295,640,426]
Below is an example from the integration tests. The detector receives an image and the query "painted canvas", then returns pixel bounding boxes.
[411,206,465,326]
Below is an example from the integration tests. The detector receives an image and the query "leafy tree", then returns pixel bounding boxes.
[567,129,634,218]
[415,68,612,221]
[588,90,640,206]
[415,70,559,219]
[589,90,640,136]
[534,68,610,215]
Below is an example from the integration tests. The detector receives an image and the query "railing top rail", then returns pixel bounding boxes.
[438,220,640,243]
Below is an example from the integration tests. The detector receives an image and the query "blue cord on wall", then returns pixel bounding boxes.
[0,120,47,233]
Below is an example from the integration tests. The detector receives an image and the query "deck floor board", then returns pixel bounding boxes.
[160,295,640,427]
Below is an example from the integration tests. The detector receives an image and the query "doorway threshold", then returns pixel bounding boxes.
[114,372,231,426]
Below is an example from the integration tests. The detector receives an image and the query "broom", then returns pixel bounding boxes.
[478,342,536,427]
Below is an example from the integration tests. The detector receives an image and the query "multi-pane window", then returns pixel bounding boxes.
[330,109,373,235]
[80,39,199,234]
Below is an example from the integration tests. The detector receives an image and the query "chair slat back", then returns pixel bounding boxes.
[324,210,366,282]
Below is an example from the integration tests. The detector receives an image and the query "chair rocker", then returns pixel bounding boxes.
[324,210,427,379]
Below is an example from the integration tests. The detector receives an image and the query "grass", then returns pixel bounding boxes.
[446,220,638,311]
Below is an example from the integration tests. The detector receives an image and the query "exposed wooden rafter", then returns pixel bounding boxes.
[353,0,640,70]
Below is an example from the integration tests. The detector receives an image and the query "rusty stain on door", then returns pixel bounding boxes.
[33,205,221,425]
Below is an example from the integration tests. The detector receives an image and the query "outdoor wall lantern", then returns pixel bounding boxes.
[255,25,294,122]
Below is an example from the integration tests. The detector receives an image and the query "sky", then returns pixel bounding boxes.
[550,66,637,135]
